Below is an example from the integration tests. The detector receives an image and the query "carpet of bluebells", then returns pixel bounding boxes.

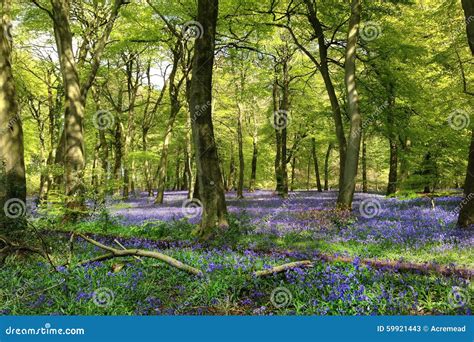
[1,191,472,315]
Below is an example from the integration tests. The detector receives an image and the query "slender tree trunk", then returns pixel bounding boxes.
[306,153,311,190]
[311,137,322,192]
[189,0,228,240]
[386,84,398,196]
[273,79,284,195]
[290,155,296,191]
[0,0,26,231]
[362,132,368,193]
[337,0,362,208]
[237,104,244,198]
[227,144,235,191]
[249,129,258,191]
[113,120,123,193]
[185,118,194,199]
[324,143,333,191]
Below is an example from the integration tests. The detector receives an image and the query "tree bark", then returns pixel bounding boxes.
[362,132,368,193]
[249,120,258,192]
[273,79,283,195]
[311,137,322,192]
[337,0,362,208]
[189,0,228,240]
[458,0,474,227]
[51,0,86,217]
[0,0,26,231]
[386,84,398,196]
[324,142,333,191]
[237,104,245,198]
[462,0,474,55]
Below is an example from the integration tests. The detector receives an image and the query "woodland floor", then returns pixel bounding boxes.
[1,191,473,315]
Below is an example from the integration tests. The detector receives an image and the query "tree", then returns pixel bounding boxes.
[0,0,26,231]
[337,0,362,208]
[457,0,474,228]
[189,0,228,240]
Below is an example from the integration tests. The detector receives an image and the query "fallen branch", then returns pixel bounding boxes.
[317,254,473,279]
[77,234,203,276]
[254,260,313,277]
[0,235,49,259]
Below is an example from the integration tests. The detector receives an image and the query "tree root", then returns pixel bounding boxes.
[76,234,203,276]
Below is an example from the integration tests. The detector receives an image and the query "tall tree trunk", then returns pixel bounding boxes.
[142,130,153,196]
[51,0,86,218]
[226,144,234,191]
[189,0,228,240]
[324,143,334,191]
[362,132,368,193]
[290,155,296,191]
[237,104,244,198]
[324,142,333,191]
[337,0,362,208]
[184,116,194,199]
[0,0,26,231]
[386,84,398,196]
[458,0,474,227]
[249,123,258,191]
[387,140,398,196]
[311,137,322,192]
[273,79,284,195]
[113,120,123,192]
